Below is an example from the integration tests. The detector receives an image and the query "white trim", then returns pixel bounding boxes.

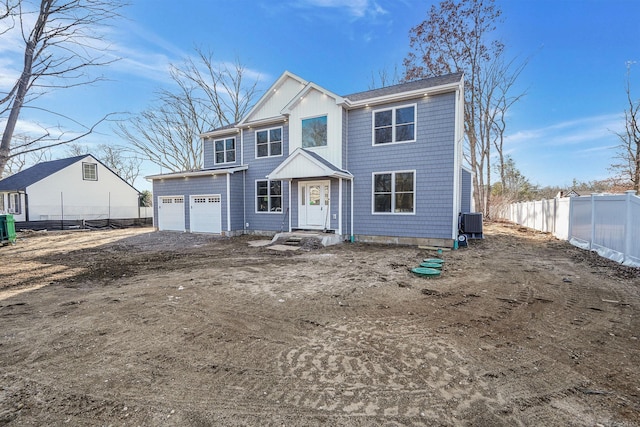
[240,128,244,166]
[451,85,465,238]
[213,136,237,165]
[146,165,248,180]
[288,179,292,232]
[371,170,417,215]
[255,178,284,214]
[200,127,240,139]
[371,103,417,146]
[345,81,462,108]
[338,178,343,235]
[238,71,308,127]
[266,148,353,181]
[281,81,345,114]
[254,125,284,159]
[301,114,329,149]
[226,174,231,232]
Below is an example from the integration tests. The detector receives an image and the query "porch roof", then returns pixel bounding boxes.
[145,165,248,181]
[266,148,353,180]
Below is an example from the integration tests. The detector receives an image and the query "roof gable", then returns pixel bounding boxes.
[267,148,352,180]
[280,82,345,114]
[239,71,308,126]
[0,155,89,191]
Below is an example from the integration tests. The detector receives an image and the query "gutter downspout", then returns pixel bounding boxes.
[350,177,354,242]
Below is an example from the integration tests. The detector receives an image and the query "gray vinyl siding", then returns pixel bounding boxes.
[244,123,290,233]
[152,175,229,232]
[229,172,245,232]
[461,168,472,214]
[203,132,241,169]
[346,92,457,239]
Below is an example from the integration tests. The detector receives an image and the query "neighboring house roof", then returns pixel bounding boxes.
[0,155,88,191]
[344,72,464,104]
[0,154,140,194]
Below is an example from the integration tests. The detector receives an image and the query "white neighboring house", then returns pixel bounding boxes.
[0,154,142,221]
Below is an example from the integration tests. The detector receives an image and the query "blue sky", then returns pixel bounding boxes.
[2,0,639,192]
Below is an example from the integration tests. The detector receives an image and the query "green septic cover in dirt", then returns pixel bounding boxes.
[423,258,444,264]
[420,262,443,269]
[411,267,441,277]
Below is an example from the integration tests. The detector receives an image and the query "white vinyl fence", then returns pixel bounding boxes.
[501,191,639,267]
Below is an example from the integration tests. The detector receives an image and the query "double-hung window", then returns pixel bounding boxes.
[256,127,282,158]
[214,138,236,164]
[373,104,416,145]
[8,193,20,214]
[256,180,282,212]
[83,162,98,180]
[372,171,415,214]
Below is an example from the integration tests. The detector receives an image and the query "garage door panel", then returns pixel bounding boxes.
[158,196,185,231]
[190,194,221,233]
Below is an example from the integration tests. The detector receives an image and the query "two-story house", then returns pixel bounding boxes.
[147,71,471,247]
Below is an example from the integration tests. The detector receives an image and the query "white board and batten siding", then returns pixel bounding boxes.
[287,89,344,169]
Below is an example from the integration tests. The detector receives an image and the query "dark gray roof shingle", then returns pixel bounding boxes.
[344,72,463,102]
[0,155,89,191]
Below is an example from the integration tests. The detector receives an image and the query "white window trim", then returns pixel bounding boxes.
[371,170,416,215]
[301,114,328,149]
[213,137,236,165]
[8,192,20,214]
[254,126,284,159]
[371,103,417,146]
[82,162,98,181]
[255,179,284,214]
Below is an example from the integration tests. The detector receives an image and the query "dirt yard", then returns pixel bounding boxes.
[0,222,638,426]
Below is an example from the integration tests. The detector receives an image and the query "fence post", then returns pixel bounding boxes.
[590,193,597,250]
[624,190,636,264]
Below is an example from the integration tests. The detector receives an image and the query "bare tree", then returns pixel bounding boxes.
[2,133,52,177]
[610,62,640,192]
[66,142,141,186]
[368,65,402,90]
[116,50,260,172]
[0,0,127,176]
[403,0,527,217]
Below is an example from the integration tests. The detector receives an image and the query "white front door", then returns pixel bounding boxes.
[190,194,221,233]
[298,180,330,229]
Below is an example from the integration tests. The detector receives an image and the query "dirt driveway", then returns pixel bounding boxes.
[0,222,638,426]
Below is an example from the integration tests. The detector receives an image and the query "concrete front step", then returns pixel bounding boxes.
[272,231,343,247]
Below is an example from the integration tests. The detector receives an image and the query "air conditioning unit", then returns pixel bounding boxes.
[460,212,483,239]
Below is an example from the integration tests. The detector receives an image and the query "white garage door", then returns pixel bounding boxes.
[157,196,185,231]
[190,195,222,234]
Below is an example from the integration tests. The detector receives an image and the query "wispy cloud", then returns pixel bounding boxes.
[505,113,624,148]
[292,0,387,19]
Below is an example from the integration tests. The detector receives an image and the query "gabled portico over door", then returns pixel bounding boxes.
[298,180,330,229]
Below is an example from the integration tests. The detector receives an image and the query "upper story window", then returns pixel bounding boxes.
[0,194,4,212]
[82,162,98,180]
[256,127,283,158]
[215,137,236,164]
[302,115,327,148]
[372,171,415,214]
[373,104,416,145]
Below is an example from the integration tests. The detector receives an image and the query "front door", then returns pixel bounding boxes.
[298,180,330,229]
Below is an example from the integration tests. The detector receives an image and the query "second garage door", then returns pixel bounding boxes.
[190,194,222,233]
